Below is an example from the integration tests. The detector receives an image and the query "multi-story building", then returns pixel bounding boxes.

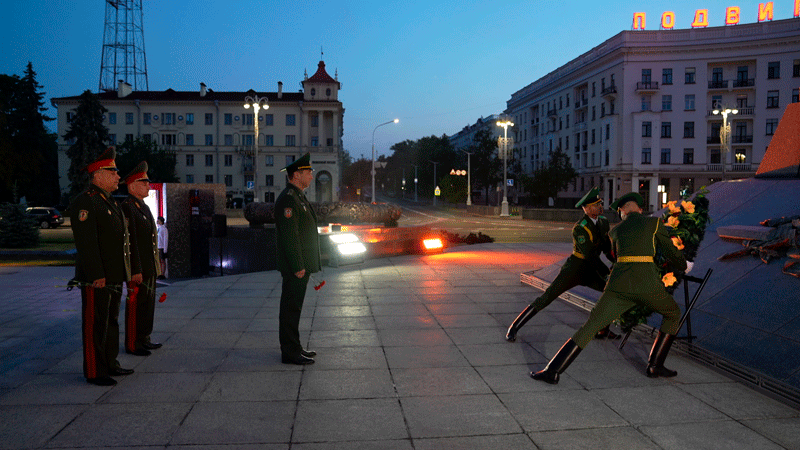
[448,114,503,151]
[52,60,344,204]
[506,18,800,210]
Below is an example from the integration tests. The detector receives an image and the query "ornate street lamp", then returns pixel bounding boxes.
[243,95,269,202]
[712,106,738,181]
[496,118,514,216]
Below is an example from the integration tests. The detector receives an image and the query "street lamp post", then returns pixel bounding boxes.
[429,160,438,206]
[412,164,418,202]
[460,149,472,206]
[371,119,399,203]
[243,94,269,202]
[712,106,738,181]
[496,118,514,216]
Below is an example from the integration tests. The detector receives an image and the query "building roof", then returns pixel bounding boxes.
[306,60,337,84]
[52,89,304,104]
[756,102,800,179]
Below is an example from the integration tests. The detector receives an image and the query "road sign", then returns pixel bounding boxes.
[507,179,514,187]
[435,186,441,196]
[247,181,254,190]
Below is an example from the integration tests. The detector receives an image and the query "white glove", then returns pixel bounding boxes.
[685,261,694,274]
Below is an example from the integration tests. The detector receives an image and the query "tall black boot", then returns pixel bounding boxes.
[531,339,582,384]
[506,304,538,342]
[594,325,620,340]
[646,331,677,378]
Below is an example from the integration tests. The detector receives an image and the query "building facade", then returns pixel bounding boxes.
[448,114,503,151]
[52,60,344,204]
[506,18,800,210]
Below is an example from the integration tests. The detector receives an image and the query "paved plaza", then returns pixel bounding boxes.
[1,242,798,449]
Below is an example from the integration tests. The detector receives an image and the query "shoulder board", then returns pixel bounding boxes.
[598,215,607,220]
[579,219,587,227]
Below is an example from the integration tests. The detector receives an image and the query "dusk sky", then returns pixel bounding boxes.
[3,0,797,160]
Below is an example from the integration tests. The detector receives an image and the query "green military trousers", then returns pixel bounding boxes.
[572,288,681,348]
[125,276,156,352]
[279,272,311,357]
[81,285,122,379]
[530,256,607,311]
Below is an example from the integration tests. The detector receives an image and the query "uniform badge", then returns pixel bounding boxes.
[284,208,292,218]
[577,235,586,244]
[79,210,89,221]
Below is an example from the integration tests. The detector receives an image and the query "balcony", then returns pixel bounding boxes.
[708,80,729,90]
[574,98,588,109]
[733,78,755,88]
[601,85,617,98]
[732,163,753,172]
[707,136,721,144]
[547,108,558,117]
[635,81,659,92]
[706,164,722,171]
[732,135,753,144]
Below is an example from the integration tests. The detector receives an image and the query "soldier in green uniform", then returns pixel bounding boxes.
[531,192,691,384]
[69,147,134,386]
[121,161,162,356]
[275,153,321,365]
[506,187,617,342]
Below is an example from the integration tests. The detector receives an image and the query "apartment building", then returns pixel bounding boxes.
[506,18,800,210]
[52,60,344,204]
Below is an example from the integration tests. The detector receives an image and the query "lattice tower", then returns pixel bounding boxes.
[98,0,149,92]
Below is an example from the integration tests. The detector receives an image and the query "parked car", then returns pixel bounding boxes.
[25,207,65,229]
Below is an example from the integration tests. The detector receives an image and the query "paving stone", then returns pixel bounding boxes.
[499,390,629,432]
[293,398,408,443]
[529,426,661,450]
[401,394,522,438]
[640,420,787,450]
[171,401,295,445]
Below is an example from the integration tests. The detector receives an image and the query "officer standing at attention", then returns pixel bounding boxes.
[121,161,163,356]
[531,192,692,384]
[506,187,617,342]
[69,147,134,386]
[275,153,321,365]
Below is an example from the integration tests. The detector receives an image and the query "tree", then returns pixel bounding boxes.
[64,90,109,203]
[0,203,39,248]
[115,138,178,182]
[468,128,502,205]
[522,147,577,206]
[384,135,457,202]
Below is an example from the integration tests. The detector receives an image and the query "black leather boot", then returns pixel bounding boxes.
[531,339,582,384]
[506,304,538,342]
[594,325,620,340]
[646,331,677,378]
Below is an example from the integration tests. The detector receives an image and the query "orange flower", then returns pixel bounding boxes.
[671,236,684,250]
[662,272,677,287]
[681,201,695,214]
[666,216,680,228]
[667,201,681,214]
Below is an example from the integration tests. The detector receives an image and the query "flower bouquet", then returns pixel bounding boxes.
[614,188,711,333]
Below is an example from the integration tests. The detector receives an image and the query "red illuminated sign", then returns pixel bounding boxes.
[633,1,799,29]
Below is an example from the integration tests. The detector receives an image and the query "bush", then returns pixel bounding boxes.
[0,203,40,248]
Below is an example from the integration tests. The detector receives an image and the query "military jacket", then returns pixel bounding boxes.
[121,195,162,280]
[275,183,321,275]
[606,212,686,294]
[70,184,131,284]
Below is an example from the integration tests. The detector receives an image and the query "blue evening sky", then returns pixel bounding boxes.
[2,0,796,159]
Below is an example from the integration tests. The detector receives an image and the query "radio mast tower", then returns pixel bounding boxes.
[98,0,149,92]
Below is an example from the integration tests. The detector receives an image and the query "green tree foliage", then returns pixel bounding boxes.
[0,63,59,206]
[522,147,577,206]
[384,135,457,202]
[0,203,39,248]
[64,90,109,203]
[115,137,178,183]
[439,173,467,203]
[467,128,502,205]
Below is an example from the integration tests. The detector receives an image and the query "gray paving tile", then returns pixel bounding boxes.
[171,401,295,445]
[392,367,492,397]
[678,381,800,420]
[475,364,582,393]
[373,314,439,329]
[378,328,453,347]
[457,342,543,366]
[310,346,389,370]
[499,390,629,432]
[179,318,254,332]
[529,426,661,450]
[102,372,212,403]
[299,369,396,400]
[293,398,408,443]
[384,345,470,369]
[217,348,294,372]
[200,371,302,401]
[308,329,381,347]
[0,373,108,405]
[401,394,522,438]
[133,348,228,373]
[594,385,727,426]
[292,440,412,450]
[741,417,800,450]
[0,404,87,450]
[414,433,536,450]
[640,420,787,450]
[165,331,243,348]
[309,316,376,331]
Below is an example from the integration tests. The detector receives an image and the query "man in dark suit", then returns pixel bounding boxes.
[69,147,134,386]
[275,153,321,365]
[531,192,691,384]
[506,187,617,342]
[121,161,162,356]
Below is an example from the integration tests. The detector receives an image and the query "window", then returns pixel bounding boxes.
[186,113,194,125]
[641,95,651,111]
[710,149,721,164]
[224,175,232,187]
[642,148,651,164]
[286,135,296,146]
[766,118,778,135]
[685,67,696,84]
[108,134,116,143]
[142,135,151,142]
[205,155,213,167]
[683,148,694,164]
[205,134,213,146]
[265,175,274,187]
[143,113,151,124]
[662,68,673,85]
[205,175,213,183]
[794,60,800,77]
[186,155,194,166]
[125,134,134,142]
[186,174,194,183]
[642,121,652,137]
[711,68,724,86]
[285,155,295,167]
[205,113,213,125]
[591,106,595,121]
[768,61,780,79]
[161,134,176,146]
[264,114,273,126]
[712,95,722,109]
[661,148,671,164]
[108,113,116,124]
[683,122,695,138]
[163,113,176,125]
[286,114,296,126]
[605,149,609,165]
[125,112,134,124]
[265,135,274,146]
[661,122,672,138]
[224,134,233,146]
[186,134,194,146]
[591,129,596,144]
[684,95,695,111]
[224,155,232,166]
[311,137,319,147]
[737,66,749,82]
[243,134,253,146]
[792,88,799,103]
[605,124,610,140]
[662,95,672,111]
[311,115,319,127]
[734,149,747,164]
[641,69,652,83]
[224,113,232,125]
[592,82,596,97]
[766,90,779,108]
[243,114,253,126]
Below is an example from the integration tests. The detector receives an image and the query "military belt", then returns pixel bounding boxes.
[617,256,653,263]
[572,251,585,259]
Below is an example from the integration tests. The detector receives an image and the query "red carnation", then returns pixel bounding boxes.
[314,280,326,291]
[159,293,167,303]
